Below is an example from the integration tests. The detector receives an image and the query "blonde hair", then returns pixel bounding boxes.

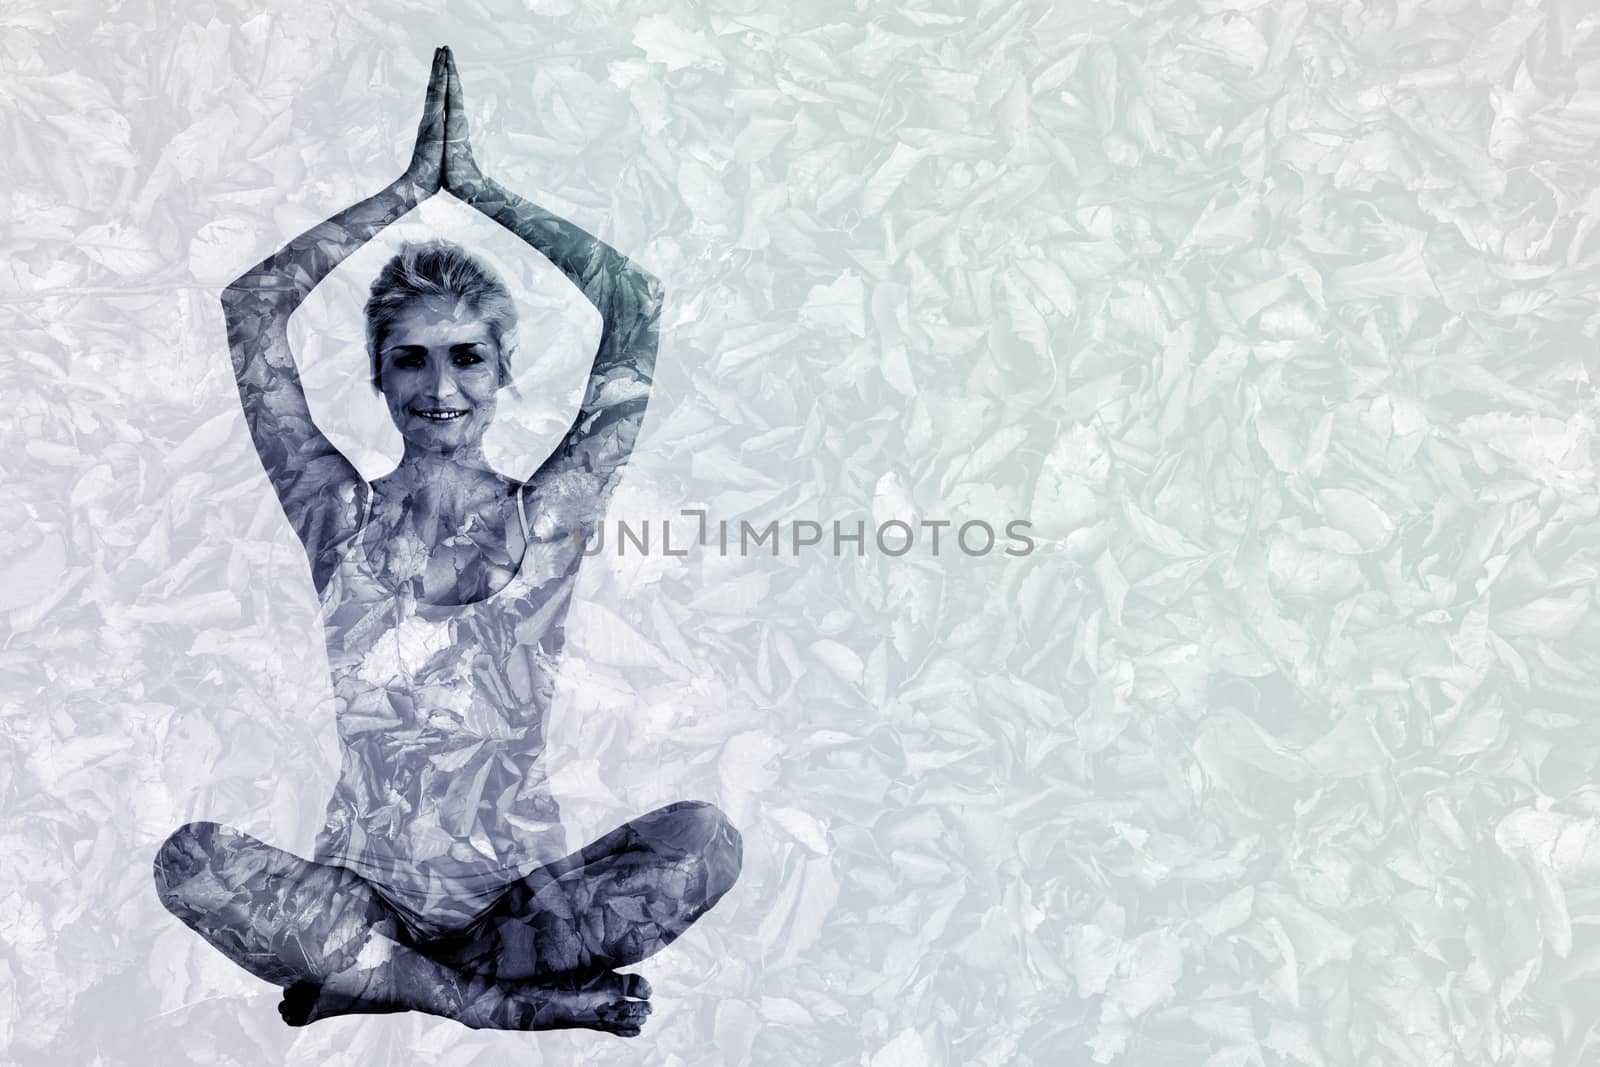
[365,240,517,390]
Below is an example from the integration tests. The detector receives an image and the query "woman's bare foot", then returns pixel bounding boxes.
[279,969,652,1036]
[460,971,653,1035]
[278,980,406,1025]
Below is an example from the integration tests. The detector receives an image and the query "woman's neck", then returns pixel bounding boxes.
[395,438,491,476]
[385,443,499,514]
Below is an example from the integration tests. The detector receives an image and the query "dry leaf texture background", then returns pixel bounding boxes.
[5,0,1600,1063]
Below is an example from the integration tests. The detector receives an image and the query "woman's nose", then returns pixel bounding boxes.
[426,361,460,399]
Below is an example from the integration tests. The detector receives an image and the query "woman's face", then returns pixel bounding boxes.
[376,295,503,454]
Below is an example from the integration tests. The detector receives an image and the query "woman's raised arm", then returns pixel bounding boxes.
[223,48,449,574]
[440,50,662,534]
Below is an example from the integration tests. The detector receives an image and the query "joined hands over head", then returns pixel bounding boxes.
[404,45,484,196]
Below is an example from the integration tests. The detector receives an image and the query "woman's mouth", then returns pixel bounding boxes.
[411,408,467,422]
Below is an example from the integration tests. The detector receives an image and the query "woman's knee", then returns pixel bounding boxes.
[640,801,742,900]
[152,821,235,917]
[153,822,208,913]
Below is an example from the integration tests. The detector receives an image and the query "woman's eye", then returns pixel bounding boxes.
[392,354,425,369]
[454,352,486,366]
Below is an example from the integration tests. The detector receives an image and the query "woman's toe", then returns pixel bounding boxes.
[278,981,318,1026]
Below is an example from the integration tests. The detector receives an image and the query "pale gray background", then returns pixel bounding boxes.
[5,0,1600,1064]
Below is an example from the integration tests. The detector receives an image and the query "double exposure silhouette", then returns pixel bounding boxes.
[152,47,741,1034]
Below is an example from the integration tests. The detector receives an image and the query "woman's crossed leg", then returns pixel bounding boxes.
[152,801,742,1034]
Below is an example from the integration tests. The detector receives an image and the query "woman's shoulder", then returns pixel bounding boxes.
[518,466,607,542]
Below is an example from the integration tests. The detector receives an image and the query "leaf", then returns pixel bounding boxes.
[1015,255,1077,318]
[768,806,830,854]
[799,271,867,336]
[632,15,722,71]
[1317,487,1395,549]
[0,532,66,613]
[868,1029,931,1067]
[809,639,864,685]
[1122,499,1206,557]
[1492,593,1588,638]
[860,143,928,217]
[1257,409,1334,475]
[77,222,163,276]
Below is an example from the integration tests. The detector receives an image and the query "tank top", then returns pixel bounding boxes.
[312,483,576,940]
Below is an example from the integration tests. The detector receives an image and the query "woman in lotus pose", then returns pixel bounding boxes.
[153,47,741,1035]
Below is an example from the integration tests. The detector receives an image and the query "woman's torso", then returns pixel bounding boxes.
[311,478,584,913]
